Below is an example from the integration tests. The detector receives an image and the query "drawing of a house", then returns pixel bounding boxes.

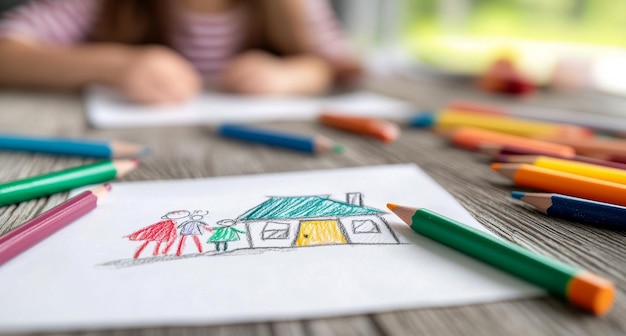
[238,192,400,249]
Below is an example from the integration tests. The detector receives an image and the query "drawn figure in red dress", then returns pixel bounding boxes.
[175,210,212,256]
[125,210,190,259]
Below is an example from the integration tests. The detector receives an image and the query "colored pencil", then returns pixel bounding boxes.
[496,155,626,185]
[410,110,592,138]
[511,192,626,229]
[491,163,626,207]
[481,144,626,170]
[0,133,148,158]
[387,204,614,315]
[0,184,111,266]
[535,136,626,159]
[318,111,400,143]
[479,143,574,158]
[0,159,137,207]
[448,127,576,157]
[217,123,344,154]
[445,101,507,116]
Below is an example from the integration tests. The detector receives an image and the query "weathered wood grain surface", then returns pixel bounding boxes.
[1,75,625,336]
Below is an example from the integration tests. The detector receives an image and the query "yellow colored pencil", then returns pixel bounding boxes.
[410,110,593,138]
[505,155,626,185]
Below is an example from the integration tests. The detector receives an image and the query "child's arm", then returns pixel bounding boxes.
[219,0,363,96]
[0,40,131,90]
[0,40,202,104]
[218,50,333,96]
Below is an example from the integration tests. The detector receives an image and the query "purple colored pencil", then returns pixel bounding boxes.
[0,184,111,266]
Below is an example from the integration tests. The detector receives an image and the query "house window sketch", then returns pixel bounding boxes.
[262,222,291,240]
[352,220,380,234]
[107,192,404,268]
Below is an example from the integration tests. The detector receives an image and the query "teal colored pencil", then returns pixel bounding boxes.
[387,204,614,315]
[0,133,148,158]
[217,124,344,154]
[0,159,138,207]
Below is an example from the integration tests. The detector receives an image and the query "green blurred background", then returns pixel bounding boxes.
[403,0,626,86]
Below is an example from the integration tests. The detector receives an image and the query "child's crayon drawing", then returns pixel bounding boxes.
[175,210,212,256]
[105,192,404,268]
[208,219,245,252]
[125,210,189,258]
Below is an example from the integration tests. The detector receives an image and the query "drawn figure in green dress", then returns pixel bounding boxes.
[207,219,245,252]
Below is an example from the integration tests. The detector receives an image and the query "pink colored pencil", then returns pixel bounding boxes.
[0,184,111,266]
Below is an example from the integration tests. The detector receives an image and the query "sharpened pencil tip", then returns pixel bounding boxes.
[511,191,525,200]
[490,162,501,171]
[386,203,398,211]
[132,158,141,166]
[104,183,112,191]
[332,144,344,154]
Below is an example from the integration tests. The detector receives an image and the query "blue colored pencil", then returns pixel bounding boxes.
[217,124,344,154]
[0,134,148,158]
[512,191,626,229]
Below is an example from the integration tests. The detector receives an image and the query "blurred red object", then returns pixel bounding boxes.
[477,57,535,95]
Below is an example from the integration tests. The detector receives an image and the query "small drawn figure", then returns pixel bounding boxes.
[125,210,190,259]
[175,210,212,256]
[207,219,246,252]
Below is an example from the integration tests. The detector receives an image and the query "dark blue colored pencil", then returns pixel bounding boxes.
[512,191,626,229]
[217,124,344,154]
[0,133,148,158]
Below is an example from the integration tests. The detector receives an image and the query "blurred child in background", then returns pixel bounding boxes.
[0,0,362,104]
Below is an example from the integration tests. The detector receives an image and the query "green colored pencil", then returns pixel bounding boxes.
[387,204,614,316]
[0,159,138,207]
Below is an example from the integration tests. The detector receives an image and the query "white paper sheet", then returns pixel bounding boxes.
[0,164,542,332]
[85,86,414,129]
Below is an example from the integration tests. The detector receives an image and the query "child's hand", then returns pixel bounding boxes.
[115,46,202,104]
[218,50,294,95]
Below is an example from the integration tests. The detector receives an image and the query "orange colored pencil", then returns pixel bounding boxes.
[318,111,400,143]
[449,127,575,157]
[491,163,626,207]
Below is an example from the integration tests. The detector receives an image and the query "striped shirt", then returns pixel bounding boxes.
[0,0,354,82]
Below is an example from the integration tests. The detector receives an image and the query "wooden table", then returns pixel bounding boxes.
[1,75,624,336]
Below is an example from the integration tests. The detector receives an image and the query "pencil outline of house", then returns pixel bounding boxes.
[236,192,400,249]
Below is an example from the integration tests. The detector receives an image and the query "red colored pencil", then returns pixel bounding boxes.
[479,143,574,158]
[0,184,111,266]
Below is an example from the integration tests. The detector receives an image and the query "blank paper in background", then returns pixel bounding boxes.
[85,86,415,129]
[0,164,543,333]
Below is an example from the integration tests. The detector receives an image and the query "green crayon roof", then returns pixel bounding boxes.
[238,196,384,221]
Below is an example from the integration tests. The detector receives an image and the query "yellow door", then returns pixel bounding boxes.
[295,220,347,246]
